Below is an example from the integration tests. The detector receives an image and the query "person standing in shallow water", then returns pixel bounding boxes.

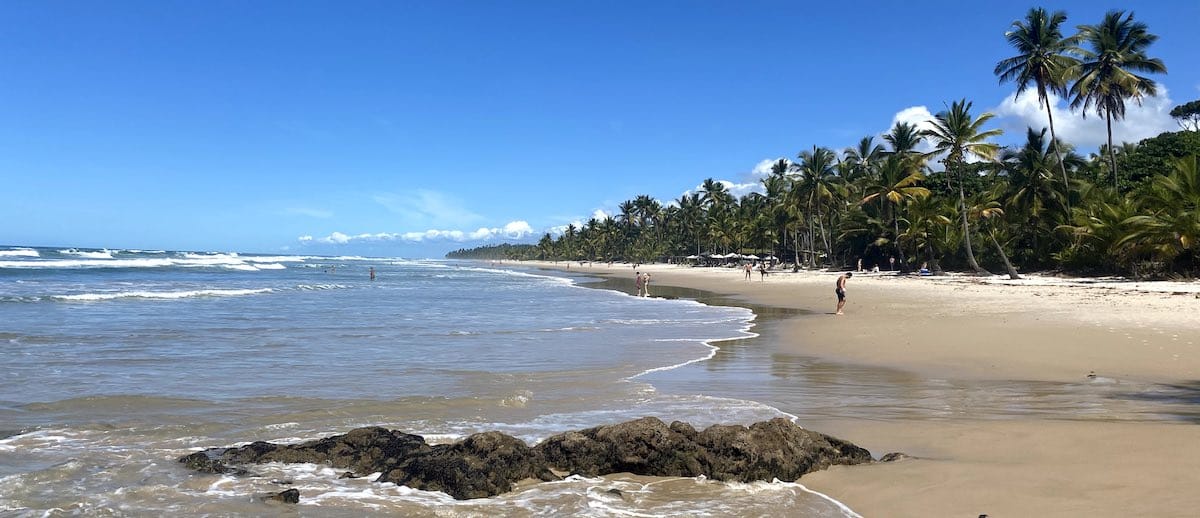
[835,272,852,315]
[642,273,651,297]
[634,271,645,297]
[369,267,375,281]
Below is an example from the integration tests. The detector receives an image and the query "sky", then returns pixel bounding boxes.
[2,1,1198,258]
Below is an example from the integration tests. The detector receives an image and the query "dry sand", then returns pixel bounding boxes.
[523,260,1200,517]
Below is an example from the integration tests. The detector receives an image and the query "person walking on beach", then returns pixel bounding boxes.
[758,262,767,281]
[635,272,645,297]
[835,272,852,315]
[744,263,752,280]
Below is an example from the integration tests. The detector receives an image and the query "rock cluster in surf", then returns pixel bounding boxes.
[178,416,872,500]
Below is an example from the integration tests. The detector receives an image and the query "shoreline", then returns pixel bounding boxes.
[519,260,1200,517]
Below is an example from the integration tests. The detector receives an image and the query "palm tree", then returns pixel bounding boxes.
[1069,10,1167,189]
[1001,127,1073,259]
[923,99,1004,274]
[995,7,1080,212]
[796,146,840,266]
[862,155,931,271]
[844,136,885,182]
[675,193,704,256]
[967,189,1022,279]
[1121,155,1200,270]
[884,122,925,157]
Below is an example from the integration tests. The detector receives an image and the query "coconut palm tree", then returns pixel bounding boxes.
[1120,155,1200,269]
[967,190,1022,279]
[796,146,840,266]
[844,136,885,182]
[901,195,953,274]
[1001,127,1073,260]
[923,99,1004,274]
[995,7,1080,212]
[883,122,925,157]
[1069,10,1167,189]
[862,155,931,271]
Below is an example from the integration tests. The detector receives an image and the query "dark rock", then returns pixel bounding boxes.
[178,450,247,475]
[535,417,871,483]
[338,471,360,479]
[536,417,708,477]
[378,431,560,500]
[262,488,300,504]
[879,452,913,462]
[693,418,873,482]
[179,417,871,500]
[219,426,430,476]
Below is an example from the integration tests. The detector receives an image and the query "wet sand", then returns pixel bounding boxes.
[527,261,1200,517]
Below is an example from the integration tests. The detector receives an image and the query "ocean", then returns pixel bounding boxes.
[0,247,858,517]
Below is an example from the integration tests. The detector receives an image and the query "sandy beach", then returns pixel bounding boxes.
[525,260,1200,517]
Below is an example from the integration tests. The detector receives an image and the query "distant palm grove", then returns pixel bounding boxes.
[449,8,1199,278]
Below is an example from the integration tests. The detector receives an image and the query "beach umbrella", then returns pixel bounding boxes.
[744,254,760,260]
[686,255,699,259]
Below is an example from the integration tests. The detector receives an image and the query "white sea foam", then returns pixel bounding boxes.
[58,249,114,259]
[0,255,283,271]
[295,284,349,291]
[252,263,287,270]
[796,483,864,518]
[52,288,273,301]
[0,249,39,257]
[243,255,309,263]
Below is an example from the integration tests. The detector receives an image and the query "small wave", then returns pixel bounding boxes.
[51,288,273,301]
[0,256,281,271]
[58,249,114,259]
[0,248,39,257]
[243,255,309,263]
[295,284,349,291]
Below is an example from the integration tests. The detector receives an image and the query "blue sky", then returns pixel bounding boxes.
[2,1,1197,258]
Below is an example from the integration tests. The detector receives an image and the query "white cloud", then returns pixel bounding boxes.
[883,106,940,156]
[548,220,585,236]
[993,88,1176,150]
[372,189,484,229]
[591,209,612,221]
[299,220,535,245]
[685,179,763,200]
[749,158,789,178]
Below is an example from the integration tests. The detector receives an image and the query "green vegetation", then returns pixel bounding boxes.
[446,243,537,260]
[1171,99,1200,131]
[451,7,1197,278]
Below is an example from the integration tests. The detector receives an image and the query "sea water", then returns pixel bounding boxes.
[0,247,857,517]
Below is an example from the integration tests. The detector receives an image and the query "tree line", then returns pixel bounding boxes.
[451,8,1199,279]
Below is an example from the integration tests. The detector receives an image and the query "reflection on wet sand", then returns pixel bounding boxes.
[585,274,1200,425]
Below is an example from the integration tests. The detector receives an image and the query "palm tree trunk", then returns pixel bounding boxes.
[893,214,907,272]
[817,205,831,266]
[792,229,801,271]
[926,237,944,275]
[957,164,991,275]
[1044,98,1071,214]
[1106,111,1118,190]
[988,230,1020,280]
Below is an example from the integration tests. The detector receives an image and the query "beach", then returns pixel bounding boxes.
[527,260,1200,517]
